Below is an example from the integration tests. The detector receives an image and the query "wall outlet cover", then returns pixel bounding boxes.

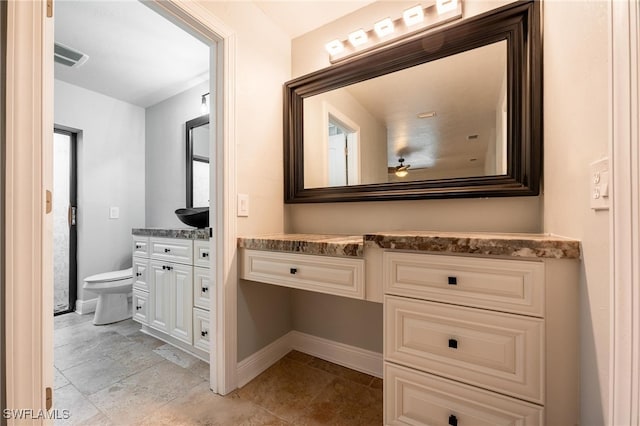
[109,206,120,219]
[590,158,609,211]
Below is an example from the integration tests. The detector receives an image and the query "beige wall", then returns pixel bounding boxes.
[197,2,291,361]
[542,1,610,424]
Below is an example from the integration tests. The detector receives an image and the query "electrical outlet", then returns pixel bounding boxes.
[590,158,609,210]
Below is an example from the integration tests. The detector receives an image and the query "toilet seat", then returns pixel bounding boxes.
[84,267,133,284]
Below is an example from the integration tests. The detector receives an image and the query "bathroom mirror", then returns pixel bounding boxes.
[284,0,541,203]
[186,114,209,208]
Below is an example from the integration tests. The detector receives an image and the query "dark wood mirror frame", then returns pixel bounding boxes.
[186,114,209,208]
[284,0,541,203]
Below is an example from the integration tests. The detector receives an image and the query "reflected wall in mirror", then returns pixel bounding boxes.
[304,41,507,189]
[285,0,541,203]
[186,114,209,208]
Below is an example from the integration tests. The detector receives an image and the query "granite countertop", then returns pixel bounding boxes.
[237,232,581,260]
[132,228,210,240]
[364,231,581,259]
[237,234,364,257]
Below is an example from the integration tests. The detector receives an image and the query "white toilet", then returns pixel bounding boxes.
[83,267,133,325]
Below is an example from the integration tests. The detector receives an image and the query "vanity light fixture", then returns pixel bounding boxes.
[395,158,411,177]
[374,18,395,38]
[437,0,459,16]
[326,0,462,63]
[201,92,210,114]
[403,5,425,27]
[325,39,345,56]
[348,29,369,47]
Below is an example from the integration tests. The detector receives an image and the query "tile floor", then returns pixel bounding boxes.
[54,314,383,425]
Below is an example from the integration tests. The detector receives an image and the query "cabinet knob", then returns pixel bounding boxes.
[448,338,458,349]
[201,330,208,337]
[136,272,142,277]
[135,305,142,311]
[202,252,209,258]
[202,287,209,293]
[135,244,142,249]
[162,265,173,271]
[448,276,457,285]
[164,248,171,253]
[290,267,297,275]
[449,415,458,426]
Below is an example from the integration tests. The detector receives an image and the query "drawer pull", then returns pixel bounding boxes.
[201,330,208,337]
[135,244,142,249]
[135,305,142,311]
[136,272,142,277]
[447,276,457,285]
[449,414,458,426]
[202,286,209,293]
[448,338,458,349]
[164,248,171,253]
[290,267,297,275]
[162,265,173,271]
[202,252,209,258]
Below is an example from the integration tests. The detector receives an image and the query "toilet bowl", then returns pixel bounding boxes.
[83,267,133,325]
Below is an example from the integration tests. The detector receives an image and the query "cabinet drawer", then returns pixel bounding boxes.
[132,289,149,325]
[132,258,149,291]
[385,363,543,426]
[241,249,364,299]
[194,240,212,268]
[150,237,193,265]
[383,252,545,317]
[193,308,210,353]
[193,267,212,310]
[132,236,150,258]
[385,295,544,403]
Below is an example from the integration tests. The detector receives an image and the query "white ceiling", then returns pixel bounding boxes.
[54,0,374,108]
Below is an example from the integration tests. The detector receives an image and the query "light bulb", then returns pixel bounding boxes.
[325,39,345,56]
[403,5,424,27]
[374,18,395,38]
[348,29,368,47]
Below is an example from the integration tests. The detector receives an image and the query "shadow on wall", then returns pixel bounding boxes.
[580,259,607,426]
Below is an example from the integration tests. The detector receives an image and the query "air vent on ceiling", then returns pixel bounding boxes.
[54,43,89,68]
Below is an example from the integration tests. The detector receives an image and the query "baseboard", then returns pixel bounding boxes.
[236,331,383,388]
[236,332,293,388]
[291,331,383,378]
[75,298,97,315]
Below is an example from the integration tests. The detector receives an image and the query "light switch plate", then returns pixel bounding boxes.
[109,206,120,219]
[590,158,609,210]
[237,194,249,217]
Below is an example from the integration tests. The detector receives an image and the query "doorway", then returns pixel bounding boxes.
[53,128,77,315]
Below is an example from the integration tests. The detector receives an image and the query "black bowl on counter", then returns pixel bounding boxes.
[175,207,209,229]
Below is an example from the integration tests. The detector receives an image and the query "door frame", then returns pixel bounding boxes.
[52,128,77,317]
[4,0,238,414]
[609,0,640,424]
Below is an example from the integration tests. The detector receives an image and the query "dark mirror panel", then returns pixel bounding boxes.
[284,0,541,203]
[186,114,209,208]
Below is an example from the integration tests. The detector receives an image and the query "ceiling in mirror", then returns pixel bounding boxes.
[285,0,541,203]
[303,40,507,189]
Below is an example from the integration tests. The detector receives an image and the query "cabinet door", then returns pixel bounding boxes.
[149,260,171,333]
[193,266,211,310]
[132,289,148,325]
[193,307,210,353]
[132,257,149,292]
[169,263,193,344]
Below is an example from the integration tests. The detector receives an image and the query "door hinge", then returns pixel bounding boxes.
[45,190,52,214]
[45,387,53,411]
[46,0,53,17]
[68,206,77,226]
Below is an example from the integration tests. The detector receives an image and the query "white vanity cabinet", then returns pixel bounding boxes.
[132,234,212,361]
[382,251,579,426]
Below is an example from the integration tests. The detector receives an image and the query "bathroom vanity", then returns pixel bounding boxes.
[131,228,212,361]
[238,232,580,425]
